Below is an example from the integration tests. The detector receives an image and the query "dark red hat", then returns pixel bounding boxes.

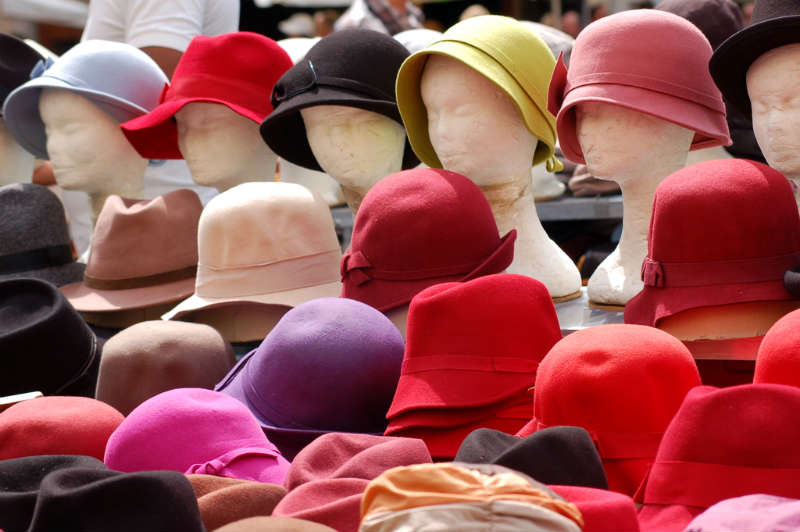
[625,159,800,327]
[636,383,800,532]
[519,324,700,496]
[121,32,292,160]
[551,485,640,532]
[754,309,800,387]
[341,169,516,312]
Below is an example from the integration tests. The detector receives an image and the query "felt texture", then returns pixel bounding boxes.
[0,278,100,397]
[551,486,641,532]
[3,39,168,159]
[260,29,418,172]
[96,320,235,415]
[341,170,516,312]
[215,516,335,531]
[625,159,800,327]
[187,474,287,531]
[104,388,290,484]
[272,433,432,532]
[755,309,800,387]
[0,33,43,105]
[60,189,202,312]
[522,324,701,496]
[684,494,800,532]
[548,9,729,165]
[636,384,800,532]
[122,32,292,159]
[0,183,84,287]
[216,298,404,461]
[455,426,608,490]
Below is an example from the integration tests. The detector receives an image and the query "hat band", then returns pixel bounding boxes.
[641,252,800,288]
[341,249,491,286]
[0,244,73,274]
[184,446,282,477]
[402,354,539,375]
[196,248,341,298]
[272,60,394,107]
[640,460,800,509]
[166,73,271,116]
[83,264,196,291]
[532,419,663,459]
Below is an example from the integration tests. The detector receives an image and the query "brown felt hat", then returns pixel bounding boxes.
[187,474,287,531]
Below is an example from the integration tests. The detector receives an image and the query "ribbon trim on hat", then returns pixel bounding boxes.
[532,419,663,459]
[83,264,196,291]
[547,53,569,117]
[641,252,800,288]
[185,446,282,477]
[341,249,494,286]
[29,56,55,80]
[0,244,73,275]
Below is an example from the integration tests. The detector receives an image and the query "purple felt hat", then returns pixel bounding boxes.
[215,297,405,460]
[684,494,800,532]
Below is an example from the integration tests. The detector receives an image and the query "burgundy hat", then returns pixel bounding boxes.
[551,486,640,532]
[121,32,292,159]
[519,324,701,497]
[636,383,800,531]
[755,309,800,387]
[272,433,432,531]
[341,169,516,312]
[625,159,800,327]
[548,9,730,164]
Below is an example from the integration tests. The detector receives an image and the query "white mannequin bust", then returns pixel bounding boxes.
[0,118,35,185]
[300,105,406,213]
[747,43,800,209]
[176,102,278,192]
[577,101,693,306]
[419,55,581,300]
[39,88,147,224]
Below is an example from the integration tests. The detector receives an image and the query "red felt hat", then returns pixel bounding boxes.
[551,486,640,532]
[754,309,800,387]
[625,158,800,327]
[519,324,700,497]
[340,169,516,312]
[121,32,292,160]
[636,383,800,532]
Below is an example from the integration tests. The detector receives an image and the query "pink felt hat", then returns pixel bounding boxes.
[548,9,730,164]
[104,388,290,485]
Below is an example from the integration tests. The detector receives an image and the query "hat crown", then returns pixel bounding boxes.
[655,0,743,49]
[0,184,70,255]
[754,309,800,386]
[0,33,43,99]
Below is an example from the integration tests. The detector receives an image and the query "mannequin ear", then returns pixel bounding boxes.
[783,266,800,297]
[548,52,568,117]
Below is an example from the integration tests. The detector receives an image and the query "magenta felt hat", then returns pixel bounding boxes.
[548,9,730,164]
[104,388,290,485]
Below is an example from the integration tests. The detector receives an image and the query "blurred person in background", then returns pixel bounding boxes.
[334,0,424,35]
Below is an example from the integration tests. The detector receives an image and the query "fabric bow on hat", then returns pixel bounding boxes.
[29,56,54,80]
[340,250,373,286]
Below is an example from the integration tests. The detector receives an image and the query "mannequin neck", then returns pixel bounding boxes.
[340,184,369,213]
[478,171,550,243]
[87,183,144,226]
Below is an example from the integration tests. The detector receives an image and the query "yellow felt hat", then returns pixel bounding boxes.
[396,15,562,172]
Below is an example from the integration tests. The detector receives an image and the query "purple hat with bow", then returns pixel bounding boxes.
[215,297,405,460]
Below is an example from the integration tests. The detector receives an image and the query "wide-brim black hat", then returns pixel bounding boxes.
[260,29,419,172]
[0,33,44,108]
[710,0,800,115]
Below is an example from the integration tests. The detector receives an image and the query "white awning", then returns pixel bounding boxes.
[0,0,89,29]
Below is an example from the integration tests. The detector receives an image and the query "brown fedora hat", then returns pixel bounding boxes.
[187,474,287,531]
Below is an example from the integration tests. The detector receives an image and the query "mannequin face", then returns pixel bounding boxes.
[747,44,800,181]
[576,102,693,182]
[176,102,278,191]
[39,88,147,196]
[0,118,35,185]
[300,105,405,190]
[420,55,537,186]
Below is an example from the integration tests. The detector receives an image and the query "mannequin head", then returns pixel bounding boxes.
[746,43,800,181]
[39,88,146,198]
[176,102,278,191]
[420,55,537,186]
[0,118,34,185]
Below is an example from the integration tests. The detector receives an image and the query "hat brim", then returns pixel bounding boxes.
[556,84,731,164]
[121,98,267,160]
[396,42,557,169]
[343,229,516,313]
[259,86,419,172]
[59,275,196,312]
[709,17,800,116]
[3,75,149,160]
[0,261,85,288]
[162,280,342,320]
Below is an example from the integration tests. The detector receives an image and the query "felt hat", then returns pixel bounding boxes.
[0,183,84,287]
[272,433,432,531]
[710,0,800,115]
[104,388,290,484]
[455,426,609,489]
[0,278,100,397]
[396,15,561,171]
[519,324,701,496]
[95,320,235,415]
[359,463,584,532]
[3,39,167,159]
[551,486,641,532]
[625,159,800,327]
[548,9,730,164]
[0,33,44,108]
[187,474,287,531]
[341,169,516,312]
[754,309,800,387]
[163,182,341,320]
[215,516,335,531]
[636,383,800,531]
[60,189,202,312]
[260,29,419,172]
[0,455,107,532]
[0,396,123,460]
[215,297,405,460]
[684,494,800,532]
[655,0,743,49]
[121,32,292,160]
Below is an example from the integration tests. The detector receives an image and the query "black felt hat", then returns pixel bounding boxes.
[454,426,609,490]
[0,34,44,107]
[259,29,419,172]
